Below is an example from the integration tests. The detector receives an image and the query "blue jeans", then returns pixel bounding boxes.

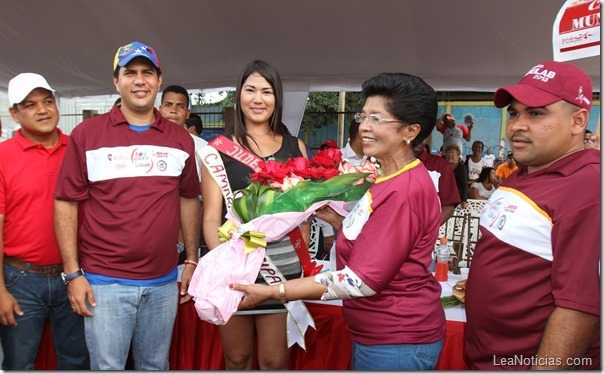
[85,282,178,370]
[0,264,89,370]
[352,339,444,370]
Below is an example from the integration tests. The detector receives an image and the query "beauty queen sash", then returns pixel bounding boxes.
[198,135,316,349]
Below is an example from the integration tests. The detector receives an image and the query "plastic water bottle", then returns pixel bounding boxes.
[429,246,436,272]
[435,237,450,282]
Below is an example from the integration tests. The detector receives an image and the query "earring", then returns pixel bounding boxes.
[405,139,411,145]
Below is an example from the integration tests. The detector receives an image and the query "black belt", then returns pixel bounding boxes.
[4,256,63,276]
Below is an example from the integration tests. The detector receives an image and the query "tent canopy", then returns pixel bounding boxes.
[0,0,600,98]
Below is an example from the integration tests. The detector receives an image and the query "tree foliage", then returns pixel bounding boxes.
[301,92,364,135]
[215,91,236,107]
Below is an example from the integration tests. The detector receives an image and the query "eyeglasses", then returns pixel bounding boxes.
[354,113,404,125]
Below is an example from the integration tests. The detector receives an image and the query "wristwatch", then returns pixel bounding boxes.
[61,269,85,285]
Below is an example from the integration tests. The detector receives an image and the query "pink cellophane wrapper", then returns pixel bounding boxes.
[187,200,350,325]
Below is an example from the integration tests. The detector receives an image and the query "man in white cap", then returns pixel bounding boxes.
[0,73,89,369]
[465,61,600,369]
[54,41,200,370]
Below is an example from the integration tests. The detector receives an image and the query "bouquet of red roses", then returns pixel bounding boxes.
[188,146,378,349]
[231,147,378,222]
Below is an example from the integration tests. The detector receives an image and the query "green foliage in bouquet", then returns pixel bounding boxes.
[231,182,283,223]
[259,172,371,216]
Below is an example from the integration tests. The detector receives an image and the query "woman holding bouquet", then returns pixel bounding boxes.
[233,72,446,370]
[201,60,310,370]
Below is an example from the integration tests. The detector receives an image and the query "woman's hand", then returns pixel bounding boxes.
[230,283,275,309]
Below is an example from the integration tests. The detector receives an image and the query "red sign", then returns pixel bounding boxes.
[553,0,600,61]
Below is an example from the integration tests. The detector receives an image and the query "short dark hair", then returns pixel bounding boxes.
[348,117,360,140]
[185,113,203,135]
[161,85,190,108]
[112,58,162,79]
[507,152,514,159]
[361,73,437,147]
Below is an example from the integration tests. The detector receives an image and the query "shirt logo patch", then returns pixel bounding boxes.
[497,215,506,230]
[131,148,153,173]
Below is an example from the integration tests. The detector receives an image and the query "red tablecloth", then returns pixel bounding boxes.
[34,301,468,370]
[436,319,469,370]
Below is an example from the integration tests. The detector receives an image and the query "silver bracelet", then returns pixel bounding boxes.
[279,283,287,304]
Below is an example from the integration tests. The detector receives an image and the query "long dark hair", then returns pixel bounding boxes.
[478,167,495,184]
[226,60,286,152]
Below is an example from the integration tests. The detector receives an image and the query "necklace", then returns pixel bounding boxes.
[397,157,416,170]
[250,132,276,161]
[382,157,416,177]
[265,132,276,161]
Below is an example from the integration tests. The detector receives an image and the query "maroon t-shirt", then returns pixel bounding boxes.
[54,106,199,279]
[337,159,445,345]
[418,149,461,207]
[466,149,600,369]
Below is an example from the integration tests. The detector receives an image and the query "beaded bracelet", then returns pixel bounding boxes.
[184,260,198,267]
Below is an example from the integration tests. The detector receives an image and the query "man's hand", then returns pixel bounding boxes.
[67,276,95,317]
[179,264,196,304]
[532,307,599,369]
[438,113,447,124]
[314,206,344,229]
[464,114,474,131]
[0,289,23,326]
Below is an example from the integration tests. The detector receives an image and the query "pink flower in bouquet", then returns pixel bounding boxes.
[270,174,305,192]
[339,158,380,183]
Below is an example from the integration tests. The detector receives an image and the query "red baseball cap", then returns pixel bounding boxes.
[493,60,592,110]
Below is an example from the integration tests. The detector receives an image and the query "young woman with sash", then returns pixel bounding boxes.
[200,60,310,370]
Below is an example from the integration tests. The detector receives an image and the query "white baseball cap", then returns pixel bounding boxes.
[8,73,56,106]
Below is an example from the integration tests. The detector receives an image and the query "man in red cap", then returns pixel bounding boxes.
[465,61,600,369]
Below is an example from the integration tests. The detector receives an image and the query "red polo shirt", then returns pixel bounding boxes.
[0,129,69,265]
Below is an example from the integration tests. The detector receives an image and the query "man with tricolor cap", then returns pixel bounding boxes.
[466,61,600,369]
[54,41,200,370]
[0,73,90,369]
